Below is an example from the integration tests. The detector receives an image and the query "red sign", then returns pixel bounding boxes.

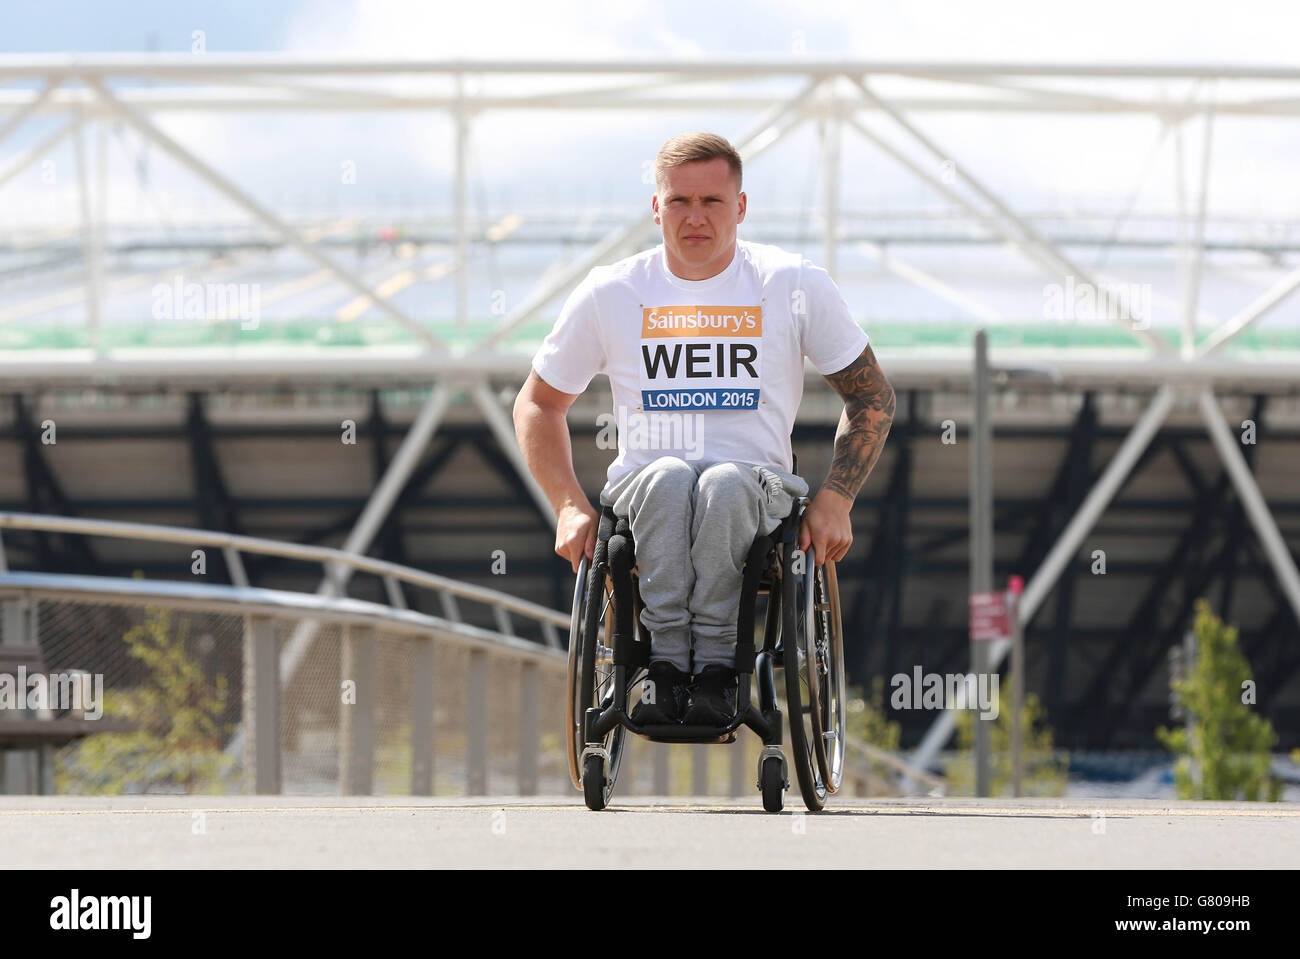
[970,591,1010,642]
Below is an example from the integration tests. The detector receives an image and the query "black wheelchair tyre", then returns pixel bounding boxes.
[760,756,785,813]
[567,555,630,807]
[583,754,608,811]
[781,542,830,812]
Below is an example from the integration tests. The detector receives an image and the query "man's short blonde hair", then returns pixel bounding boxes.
[654,132,743,192]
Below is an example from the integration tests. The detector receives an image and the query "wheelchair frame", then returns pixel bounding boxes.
[566,492,846,813]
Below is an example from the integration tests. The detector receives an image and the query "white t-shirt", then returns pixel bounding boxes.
[531,239,870,496]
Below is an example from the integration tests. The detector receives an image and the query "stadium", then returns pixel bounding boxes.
[0,2,1298,879]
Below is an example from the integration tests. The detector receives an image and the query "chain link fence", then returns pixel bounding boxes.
[9,595,781,797]
[5,592,880,798]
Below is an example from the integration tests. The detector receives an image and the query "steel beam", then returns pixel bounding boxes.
[1199,389,1300,625]
[848,76,1168,353]
[454,78,470,335]
[820,94,841,278]
[907,385,1174,783]
[1219,395,1265,621]
[186,393,243,583]
[469,381,556,528]
[1197,261,1300,358]
[0,79,59,149]
[1178,103,1215,358]
[84,76,445,351]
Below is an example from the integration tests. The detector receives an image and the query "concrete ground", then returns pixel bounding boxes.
[1,795,1298,868]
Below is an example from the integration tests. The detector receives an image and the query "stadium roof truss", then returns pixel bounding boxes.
[2,57,1299,778]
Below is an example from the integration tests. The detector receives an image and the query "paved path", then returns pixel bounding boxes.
[2,796,1297,868]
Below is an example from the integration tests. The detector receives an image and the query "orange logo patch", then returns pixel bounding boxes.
[641,305,763,338]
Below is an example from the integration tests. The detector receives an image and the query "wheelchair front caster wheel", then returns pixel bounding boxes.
[583,755,609,811]
[760,756,785,813]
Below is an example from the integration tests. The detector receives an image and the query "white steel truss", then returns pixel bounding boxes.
[2,57,1298,791]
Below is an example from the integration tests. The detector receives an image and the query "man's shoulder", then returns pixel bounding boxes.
[738,239,816,283]
[584,245,660,294]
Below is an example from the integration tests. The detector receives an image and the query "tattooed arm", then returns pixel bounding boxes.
[798,345,895,565]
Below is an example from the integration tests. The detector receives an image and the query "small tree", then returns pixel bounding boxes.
[58,607,235,794]
[1156,599,1282,801]
[946,681,1069,797]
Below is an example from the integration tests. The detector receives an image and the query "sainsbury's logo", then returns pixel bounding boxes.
[642,305,762,337]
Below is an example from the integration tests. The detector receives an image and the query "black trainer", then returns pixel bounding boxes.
[683,665,739,726]
[629,660,689,725]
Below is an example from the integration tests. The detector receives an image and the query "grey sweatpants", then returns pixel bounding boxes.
[599,457,809,673]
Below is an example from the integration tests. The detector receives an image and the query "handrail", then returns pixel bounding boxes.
[0,511,569,630]
[0,571,566,666]
[0,514,936,797]
[846,737,947,793]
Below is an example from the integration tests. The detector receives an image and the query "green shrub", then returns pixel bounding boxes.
[1156,599,1282,801]
[57,607,236,794]
[946,682,1069,797]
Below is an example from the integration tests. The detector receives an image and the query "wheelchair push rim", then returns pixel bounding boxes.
[806,558,846,793]
[566,555,629,803]
[781,540,846,810]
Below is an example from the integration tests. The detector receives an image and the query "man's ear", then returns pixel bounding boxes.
[651,193,660,224]
[737,191,747,223]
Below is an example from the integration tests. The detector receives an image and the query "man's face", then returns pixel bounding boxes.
[652,157,746,280]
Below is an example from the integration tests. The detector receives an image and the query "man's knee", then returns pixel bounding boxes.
[641,455,696,493]
[695,462,756,502]
[616,456,695,516]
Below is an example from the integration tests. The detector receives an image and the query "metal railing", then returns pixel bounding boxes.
[0,511,938,798]
[0,511,569,647]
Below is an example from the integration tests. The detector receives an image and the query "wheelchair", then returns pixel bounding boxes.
[565,489,847,813]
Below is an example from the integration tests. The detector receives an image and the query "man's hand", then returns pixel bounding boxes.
[798,486,854,566]
[555,499,600,573]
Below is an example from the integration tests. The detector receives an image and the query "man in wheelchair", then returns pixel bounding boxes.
[514,131,895,732]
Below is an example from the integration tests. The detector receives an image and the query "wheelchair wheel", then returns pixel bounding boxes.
[759,756,785,813]
[566,556,629,809]
[810,561,847,793]
[781,544,845,811]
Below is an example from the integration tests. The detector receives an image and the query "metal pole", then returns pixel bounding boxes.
[243,615,281,794]
[1009,575,1025,797]
[517,661,539,795]
[339,624,376,795]
[1181,102,1215,359]
[73,115,102,354]
[971,328,992,797]
[1184,628,1198,792]
[820,95,840,278]
[410,636,434,796]
[467,648,489,795]
[455,74,469,337]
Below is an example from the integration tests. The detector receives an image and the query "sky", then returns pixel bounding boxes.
[3,0,1300,61]
[2,1,1299,278]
